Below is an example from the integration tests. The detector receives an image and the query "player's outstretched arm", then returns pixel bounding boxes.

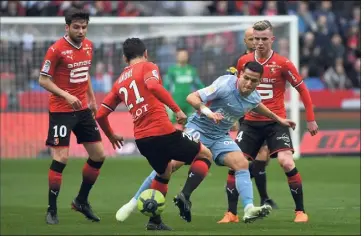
[145,79,188,124]
[253,103,296,129]
[145,79,181,112]
[38,74,82,110]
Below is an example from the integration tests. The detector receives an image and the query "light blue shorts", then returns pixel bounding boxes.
[185,123,241,166]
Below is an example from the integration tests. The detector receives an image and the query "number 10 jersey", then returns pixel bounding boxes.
[40,36,93,112]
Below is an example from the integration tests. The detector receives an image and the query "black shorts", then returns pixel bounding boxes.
[235,120,294,159]
[46,108,102,147]
[135,130,201,174]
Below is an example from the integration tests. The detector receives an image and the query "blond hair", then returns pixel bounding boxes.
[253,20,273,32]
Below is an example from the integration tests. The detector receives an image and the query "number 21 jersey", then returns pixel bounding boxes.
[40,36,93,112]
[102,61,176,139]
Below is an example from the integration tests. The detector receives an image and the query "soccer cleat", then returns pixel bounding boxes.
[146,221,173,230]
[71,199,100,222]
[46,209,59,225]
[243,204,272,223]
[261,198,279,209]
[294,211,308,223]
[217,212,239,223]
[116,198,137,222]
[173,192,192,222]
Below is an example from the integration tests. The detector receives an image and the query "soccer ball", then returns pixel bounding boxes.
[137,189,166,217]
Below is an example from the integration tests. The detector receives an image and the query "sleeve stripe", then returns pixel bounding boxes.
[144,77,159,83]
[101,103,114,111]
[39,72,52,78]
[294,81,303,88]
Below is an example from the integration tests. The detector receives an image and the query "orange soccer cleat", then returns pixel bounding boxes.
[217,212,239,223]
[294,211,308,223]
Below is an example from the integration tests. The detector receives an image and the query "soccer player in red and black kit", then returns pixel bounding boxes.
[39,9,106,224]
[96,38,213,230]
[220,27,277,224]
[233,20,319,223]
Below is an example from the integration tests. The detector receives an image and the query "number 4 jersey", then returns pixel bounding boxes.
[100,61,177,139]
[236,51,303,121]
[40,36,93,112]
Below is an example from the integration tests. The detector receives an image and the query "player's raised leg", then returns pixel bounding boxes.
[174,143,212,222]
[222,151,272,223]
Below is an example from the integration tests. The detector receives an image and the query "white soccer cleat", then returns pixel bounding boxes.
[243,204,272,223]
[115,198,137,222]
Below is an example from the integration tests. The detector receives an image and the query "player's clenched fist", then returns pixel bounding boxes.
[107,134,124,150]
[206,112,224,124]
[175,110,187,125]
[307,121,318,136]
[65,93,82,110]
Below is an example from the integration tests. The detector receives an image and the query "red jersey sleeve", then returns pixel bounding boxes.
[283,59,315,121]
[282,59,303,88]
[96,84,122,137]
[40,46,60,78]
[236,56,246,75]
[143,62,181,112]
[143,62,162,84]
[101,84,122,112]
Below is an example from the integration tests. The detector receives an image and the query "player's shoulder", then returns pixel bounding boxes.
[47,37,66,52]
[140,61,158,69]
[271,52,290,65]
[215,74,236,85]
[238,52,254,62]
[83,37,93,45]
[214,75,237,93]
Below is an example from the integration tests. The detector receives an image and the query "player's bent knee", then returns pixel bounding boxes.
[84,142,106,162]
[51,147,69,164]
[225,152,248,171]
[277,150,295,171]
[171,160,184,173]
[197,144,213,161]
[158,162,173,180]
[256,145,269,162]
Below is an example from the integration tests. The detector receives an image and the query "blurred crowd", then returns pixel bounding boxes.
[0,1,361,111]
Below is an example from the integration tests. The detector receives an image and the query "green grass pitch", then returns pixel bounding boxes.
[0,157,360,235]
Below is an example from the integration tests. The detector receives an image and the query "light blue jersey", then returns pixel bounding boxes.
[133,75,262,211]
[185,75,261,165]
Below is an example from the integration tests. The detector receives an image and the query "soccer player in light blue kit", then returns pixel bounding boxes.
[116,61,296,223]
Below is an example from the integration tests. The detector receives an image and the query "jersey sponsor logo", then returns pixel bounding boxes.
[261,78,276,84]
[67,60,91,69]
[42,60,51,73]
